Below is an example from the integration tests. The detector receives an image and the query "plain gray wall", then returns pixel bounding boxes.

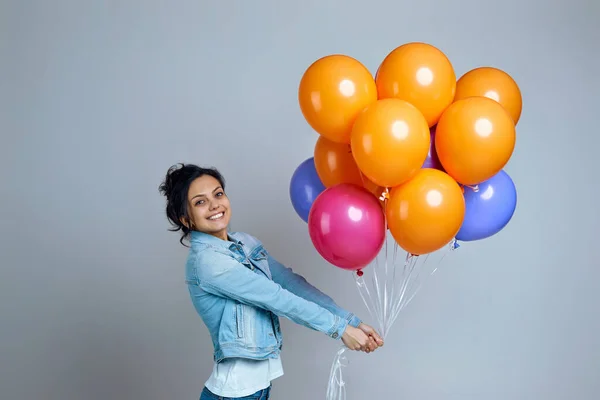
[2,0,599,399]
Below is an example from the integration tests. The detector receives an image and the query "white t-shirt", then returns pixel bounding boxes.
[204,356,284,397]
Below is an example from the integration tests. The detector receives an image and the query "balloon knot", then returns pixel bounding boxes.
[379,188,390,201]
[356,269,364,277]
[452,240,460,250]
[468,184,479,193]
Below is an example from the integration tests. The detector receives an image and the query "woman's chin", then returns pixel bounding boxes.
[207,220,229,233]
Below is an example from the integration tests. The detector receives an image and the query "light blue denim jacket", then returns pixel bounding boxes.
[184,230,362,363]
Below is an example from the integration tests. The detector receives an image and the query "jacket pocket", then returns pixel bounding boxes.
[250,247,268,261]
[235,303,244,338]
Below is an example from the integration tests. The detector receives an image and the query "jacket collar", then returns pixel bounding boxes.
[190,230,243,248]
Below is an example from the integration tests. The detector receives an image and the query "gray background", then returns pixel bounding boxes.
[1,0,599,399]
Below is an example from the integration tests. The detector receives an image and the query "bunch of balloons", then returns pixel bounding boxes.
[289,42,520,271]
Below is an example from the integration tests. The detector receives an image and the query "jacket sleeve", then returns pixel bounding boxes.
[192,252,348,340]
[267,254,362,328]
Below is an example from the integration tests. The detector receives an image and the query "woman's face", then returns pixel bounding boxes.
[185,175,231,240]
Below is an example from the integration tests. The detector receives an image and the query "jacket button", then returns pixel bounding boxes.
[332,332,339,339]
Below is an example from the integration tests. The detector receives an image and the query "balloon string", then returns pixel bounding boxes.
[354,235,458,340]
[326,346,348,400]
[386,240,400,337]
[354,272,382,331]
[385,241,398,338]
[389,238,458,327]
[376,187,391,335]
[329,241,459,400]
[382,195,390,335]
[356,169,388,332]
[387,254,412,333]
[388,254,420,331]
[430,239,459,276]
[371,249,385,334]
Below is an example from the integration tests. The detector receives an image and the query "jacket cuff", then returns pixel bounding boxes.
[347,314,362,328]
[327,315,348,340]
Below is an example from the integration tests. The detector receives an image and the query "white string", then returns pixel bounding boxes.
[326,239,457,399]
[326,346,348,400]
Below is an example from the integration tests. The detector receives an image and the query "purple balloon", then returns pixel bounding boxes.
[456,170,517,241]
[308,184,386,270]
[422,126,444,171]
[289,157,325,223]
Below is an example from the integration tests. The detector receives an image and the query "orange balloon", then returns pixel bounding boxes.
[314,136,386,202]
[299,55,377,143]
[376,42,456,127]
[350,98,430,188]
[314,136,363,187]
[435,96,516,186]
[386,169,465,255]
[455,67,523,125]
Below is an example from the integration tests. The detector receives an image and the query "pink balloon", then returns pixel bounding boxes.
[308,183,386,270]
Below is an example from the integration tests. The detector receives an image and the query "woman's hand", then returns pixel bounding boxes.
[358,323,384,351]
[341,326,370,351]
[342,323,385,353]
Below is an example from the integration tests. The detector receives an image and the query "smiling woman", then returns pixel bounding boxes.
[186,174,231,241]
[158,164,229,245]
[158,163,383,400]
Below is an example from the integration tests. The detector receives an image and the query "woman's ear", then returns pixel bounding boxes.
[180,216,190,229]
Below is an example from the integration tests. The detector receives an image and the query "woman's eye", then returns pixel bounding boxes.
[216,192,224,197]
[195,200,205,206]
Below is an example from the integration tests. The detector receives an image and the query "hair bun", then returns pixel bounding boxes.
[159,163,185,199]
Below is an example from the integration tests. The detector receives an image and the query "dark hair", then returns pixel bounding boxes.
[158,163,226,246]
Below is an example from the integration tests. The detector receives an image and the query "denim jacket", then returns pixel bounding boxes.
[184,230,362,363]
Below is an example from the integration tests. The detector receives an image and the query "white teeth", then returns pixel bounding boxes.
[209,212,224,220]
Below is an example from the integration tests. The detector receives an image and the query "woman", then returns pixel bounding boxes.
[159,163,383,400]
